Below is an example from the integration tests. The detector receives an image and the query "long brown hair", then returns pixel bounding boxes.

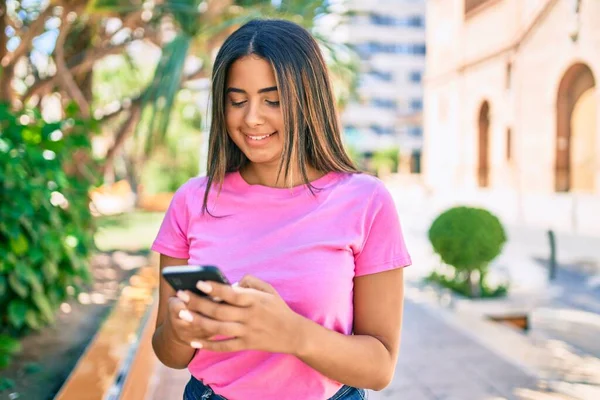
[203,19,357,213]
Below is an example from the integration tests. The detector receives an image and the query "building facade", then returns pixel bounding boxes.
[338,0,426,172]
[423,0,600,235]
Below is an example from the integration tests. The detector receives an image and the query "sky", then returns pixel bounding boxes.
[6,0,56,56]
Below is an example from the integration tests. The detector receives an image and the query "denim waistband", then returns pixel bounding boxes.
[183,376,227,400]
[183,376,367,400]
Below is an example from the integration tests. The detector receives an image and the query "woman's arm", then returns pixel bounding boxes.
[151,254,196,369]
[184,268,405,390]
[294,267,404,390]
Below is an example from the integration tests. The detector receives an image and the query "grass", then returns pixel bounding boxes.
[94,210,165,252]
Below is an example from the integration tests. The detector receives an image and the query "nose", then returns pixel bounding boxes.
[244,101,265,127]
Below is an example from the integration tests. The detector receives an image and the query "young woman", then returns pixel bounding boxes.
[151,19,411,400]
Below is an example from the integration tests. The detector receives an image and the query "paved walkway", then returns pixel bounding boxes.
[369,300,540,400]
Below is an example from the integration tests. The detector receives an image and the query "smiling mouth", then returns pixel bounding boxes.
[245,132,277,141]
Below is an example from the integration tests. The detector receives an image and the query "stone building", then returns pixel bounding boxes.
[423,0,600,235]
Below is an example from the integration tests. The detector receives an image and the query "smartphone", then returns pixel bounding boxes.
[162,265,230,297]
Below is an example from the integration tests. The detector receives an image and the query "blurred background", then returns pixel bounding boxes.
[1,0,599,399]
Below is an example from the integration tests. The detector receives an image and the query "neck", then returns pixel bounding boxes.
[240,162,324,188]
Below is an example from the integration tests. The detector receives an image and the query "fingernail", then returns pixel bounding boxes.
[191,341,203,349]
[177,291,190,303]
[196,281,212,293]
[232,285,244,293]
[212,297,222,303]
[179,309,193,322]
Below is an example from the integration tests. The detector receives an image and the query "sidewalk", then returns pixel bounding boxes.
[369,299,541,400]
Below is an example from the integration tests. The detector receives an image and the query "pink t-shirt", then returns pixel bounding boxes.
[152,171,411,400]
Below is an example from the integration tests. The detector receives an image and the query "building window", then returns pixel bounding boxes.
[478,101,491,188]
[355,42,426,56]
[370,14,424,28]
[411,150,422,174]
[370,125,395,135]
[351,43,370,58]
[369,70,393,82]
[371,98,397,109]
[409,71,423,83]
[409,99,423,111]
[506,128,512,161]
[407,126,423,137]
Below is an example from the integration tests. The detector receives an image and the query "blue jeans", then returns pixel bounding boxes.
[183,376,368,400]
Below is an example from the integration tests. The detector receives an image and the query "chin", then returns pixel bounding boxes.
[244,153,282,166]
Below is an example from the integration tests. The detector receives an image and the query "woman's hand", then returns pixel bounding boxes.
[162,294,217,348]
[176,275,305,354]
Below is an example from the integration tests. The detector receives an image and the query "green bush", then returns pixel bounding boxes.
[0,103,98,367]
[428,206,507,297]
[371,147,399,175]
[425,270,508,299]
[141,142,199,194]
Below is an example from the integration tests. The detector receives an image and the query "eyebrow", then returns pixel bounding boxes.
[226,86,278,94]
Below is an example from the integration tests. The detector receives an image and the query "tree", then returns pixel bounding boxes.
[428,206,507,298]
[1,0,358,181]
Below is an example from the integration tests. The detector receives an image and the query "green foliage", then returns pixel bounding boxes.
[138,89,201,193]
[136,0,356,157]
[0,103,98,368]
[23,362,42,375]
[428,206,507,273]
[93,54,156,110]
[95,211,164,252]
[426,270,508,299]
[0,377,15,391]
[141,145,199,193]
[86,0,143,13]
[372,147,399,174]
[0,335,21,369]
[345,145,362,168]
[141,34,192,155]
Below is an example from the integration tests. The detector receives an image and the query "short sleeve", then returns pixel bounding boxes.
[354,183,411,276]
[151,183,191,259]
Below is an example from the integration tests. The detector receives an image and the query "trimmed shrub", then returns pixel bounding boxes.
[428,206,507,297]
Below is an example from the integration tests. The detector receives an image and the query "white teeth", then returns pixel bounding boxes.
[247,133,274,141]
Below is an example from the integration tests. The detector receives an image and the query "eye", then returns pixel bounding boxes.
[266,100,280,107]
[230,100,246,107]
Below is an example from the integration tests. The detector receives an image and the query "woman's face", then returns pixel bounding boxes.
[225,55,284,168]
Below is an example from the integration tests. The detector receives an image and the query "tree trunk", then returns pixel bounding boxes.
[67,24,95,105]
[102,105,143,174]
[0,3,12,103]
[468,270,482,298]
[124,152,144,198]
[54,15,90,118]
